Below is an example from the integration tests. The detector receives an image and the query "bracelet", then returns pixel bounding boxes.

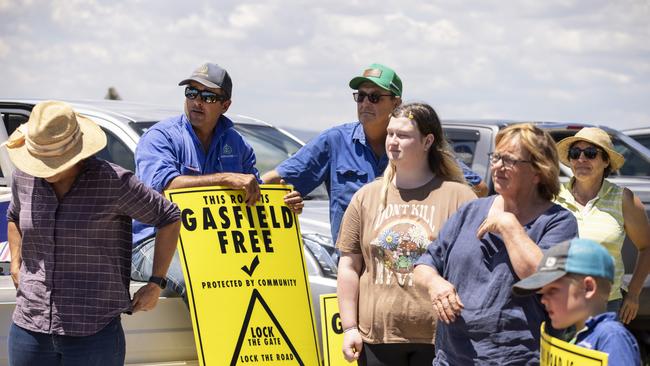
[343,326,358,333]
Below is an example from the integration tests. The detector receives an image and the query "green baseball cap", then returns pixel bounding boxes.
[349,63,402,97]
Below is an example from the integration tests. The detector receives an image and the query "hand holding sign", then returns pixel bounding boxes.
[221,173,261,206]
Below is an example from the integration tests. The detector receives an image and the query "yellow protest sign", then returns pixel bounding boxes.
[166,185,321,365]
[540,322,608,366]
[319,294,348,366]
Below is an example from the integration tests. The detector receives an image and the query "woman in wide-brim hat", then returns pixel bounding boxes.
[555,127,650,324]
[2,100,181,366]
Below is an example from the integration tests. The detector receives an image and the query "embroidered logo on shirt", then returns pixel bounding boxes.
[223,144,233,155]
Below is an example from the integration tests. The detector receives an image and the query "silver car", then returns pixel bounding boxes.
[623,127,650,152]
[0,99,337,365]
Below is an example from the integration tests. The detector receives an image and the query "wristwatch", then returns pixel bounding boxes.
[148,276,168,290]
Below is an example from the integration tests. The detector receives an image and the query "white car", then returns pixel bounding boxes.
[0,99,337,365]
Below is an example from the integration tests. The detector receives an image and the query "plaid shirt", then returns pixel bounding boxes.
[7,157,180,336]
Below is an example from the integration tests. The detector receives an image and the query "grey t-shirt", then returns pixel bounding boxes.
[416,196,578,365]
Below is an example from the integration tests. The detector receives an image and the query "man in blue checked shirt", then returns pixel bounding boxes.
[131,62,303,301]
[263,63,487,241]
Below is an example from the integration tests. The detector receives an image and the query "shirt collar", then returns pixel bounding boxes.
[584,311,617,329]
[570,312,615,344]
[562,177,614,204]
[181,113,234,142]
[351,122,367,144]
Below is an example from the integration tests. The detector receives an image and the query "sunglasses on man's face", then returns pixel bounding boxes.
[184,86,227,104]
[568,146,601,160]
[353,91,393,104]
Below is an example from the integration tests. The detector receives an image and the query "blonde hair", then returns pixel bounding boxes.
[495,123,560,201]
[379,103,467,208]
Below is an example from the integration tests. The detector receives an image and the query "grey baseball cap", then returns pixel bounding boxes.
[512,238,615,296]
[178,62,233,99]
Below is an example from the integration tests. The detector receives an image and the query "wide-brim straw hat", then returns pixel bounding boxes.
[556,127,625,171]
[2,100,107,178]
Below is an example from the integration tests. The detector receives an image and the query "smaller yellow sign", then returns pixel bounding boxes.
[540,322,608,366]
[319,294,348,366]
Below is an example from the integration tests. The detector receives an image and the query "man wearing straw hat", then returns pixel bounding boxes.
[3,100,181,366]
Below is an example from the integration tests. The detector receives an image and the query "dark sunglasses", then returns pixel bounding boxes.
[184,86,227,104]
[352,91,393,104]
[568,146,601,160]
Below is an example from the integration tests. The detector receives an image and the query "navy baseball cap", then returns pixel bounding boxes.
[512,238,615,296]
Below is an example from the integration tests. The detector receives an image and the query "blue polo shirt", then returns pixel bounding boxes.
[574,312,640,366]
[276,121,482,240]
[132,114,260,245]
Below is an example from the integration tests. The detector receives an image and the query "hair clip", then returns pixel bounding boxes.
[407,111,415,120]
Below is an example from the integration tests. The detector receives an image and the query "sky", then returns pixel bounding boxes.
[1,0,649,132]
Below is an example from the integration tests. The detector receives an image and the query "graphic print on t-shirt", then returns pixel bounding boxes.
[370,214,433,287]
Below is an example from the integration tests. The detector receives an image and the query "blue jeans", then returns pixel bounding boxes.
[132,236,187,303]
[8,317,125,366]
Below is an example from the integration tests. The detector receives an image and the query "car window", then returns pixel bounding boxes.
[611,136,650,176]
[96,127,136,172]
[234,124,329,200]
[1,113,27,137]
[630,134,650,151]
[233,124,302,174]
[444,129,480,167]
[1,113,29,183]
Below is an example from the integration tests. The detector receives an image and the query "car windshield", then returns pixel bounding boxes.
[629,134,650,151]
[130,121,330,200]
[549,130,650,177]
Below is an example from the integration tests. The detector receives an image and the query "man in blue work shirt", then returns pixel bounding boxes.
[131,62,302,300]
[263,63,487,241]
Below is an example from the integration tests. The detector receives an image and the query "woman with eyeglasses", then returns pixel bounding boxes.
[336,103,477,365]
[555,127,650,324]
[414,123,578,365]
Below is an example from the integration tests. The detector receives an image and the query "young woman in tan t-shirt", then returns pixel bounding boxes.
[337,103,476,365]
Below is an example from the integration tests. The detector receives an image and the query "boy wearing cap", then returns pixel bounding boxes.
[513,238,641,366]
[131,62,303,301]
[262,63,486,241]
